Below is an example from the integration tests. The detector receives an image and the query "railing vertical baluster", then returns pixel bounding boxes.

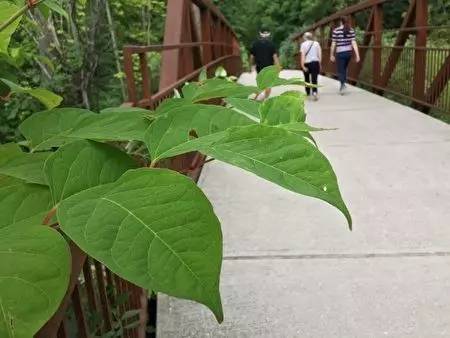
[72,284,89,338]
[373,4,383,89]
[123,47,137,105]
[201,9,212,65]
[94,261,112,333]
[413,0,428,105]
[138,52,153,109]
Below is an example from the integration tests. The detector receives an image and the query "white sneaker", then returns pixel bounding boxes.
[339,84,346,95]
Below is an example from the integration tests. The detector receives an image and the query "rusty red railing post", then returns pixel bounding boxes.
[123,47,137,105]
[201,8,212,64]
[160,0,188,88]
[138,52,153,108]
[372,3,383,88]
[413,0,428,105]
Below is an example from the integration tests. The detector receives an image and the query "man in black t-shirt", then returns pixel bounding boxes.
[250,28,279,99]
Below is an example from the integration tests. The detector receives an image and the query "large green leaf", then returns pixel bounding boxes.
[100,106,150,114]
[181,83,200,100]
[58,168,224,322]
[154,98,190,115]
[0,175,52,229]
[0,2,21,54]
[19,108,151,151]
[0,143,50,185]
[224,97,261,120]
[260,95,306,125]
[44,140,138,205]
[68,111,151,143]
[41,0,69,19]
[19,108,92,151]
[0,226,70,337]
[190,78,258,102]
[162,125,351,227]
[0,78,63,109]
[145,104,254,161]
[256,65,305,90]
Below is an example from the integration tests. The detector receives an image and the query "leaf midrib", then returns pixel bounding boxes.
[100,197,219,308]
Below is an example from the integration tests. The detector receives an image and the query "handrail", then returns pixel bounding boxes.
[293,0,450,114]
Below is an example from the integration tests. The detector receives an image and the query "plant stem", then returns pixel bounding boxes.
[0,0,46,33]
[42,206,57,225]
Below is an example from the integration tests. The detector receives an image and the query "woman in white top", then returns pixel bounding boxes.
[300,32,322,100]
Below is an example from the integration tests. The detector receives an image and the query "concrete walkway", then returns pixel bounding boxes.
[157,71,450,338]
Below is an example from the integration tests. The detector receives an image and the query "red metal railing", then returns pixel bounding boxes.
[293,0,450,114]
[123,0,242,109]
[36,0,240,336]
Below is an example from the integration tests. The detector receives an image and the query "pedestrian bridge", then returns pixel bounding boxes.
[157,71,450,337]
[35,0,450,336]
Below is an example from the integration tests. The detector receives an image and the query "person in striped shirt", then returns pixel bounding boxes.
[330,16,361,95]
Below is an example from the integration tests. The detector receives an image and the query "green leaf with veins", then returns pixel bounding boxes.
[19,108,93,151]
[145,103,254,161]
[260,95,306,125]
[58,168,224,322]
[181,83,200,100]
[0,175,52,229]
[68,111,151,142]
[190,78,258,102]
[152,125,351,228]
[0,143,50,185]
[100,107,150,114]
[0,226,70,338]
[44,140,137,205]
[154,98,190,115]
[19,108,151,151]
[225,97,261,120]
[256,65,305,90]
[0,78,63,110]
[0,2,22,53]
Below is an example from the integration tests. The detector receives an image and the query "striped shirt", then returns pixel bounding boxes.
[332,26,356,53]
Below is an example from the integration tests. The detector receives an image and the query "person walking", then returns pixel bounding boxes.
[330,16,360,95]
[300,32,322,101]
[250,28,279,99]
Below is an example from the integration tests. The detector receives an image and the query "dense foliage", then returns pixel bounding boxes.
[1,0,166,143]
[0,62,351,335]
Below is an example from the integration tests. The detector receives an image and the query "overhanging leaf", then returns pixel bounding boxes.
[224,97,261,120]
[0,175,52,229]
[0,2,21,54]
[260,95,306,125]
[0,78,63,109]
[58,168,224,322]
[41,0,69,19]
[256,65,305,90]
[190,78,258,102]
[0,226,70,337]
[145,103,254,161]
[19,108,92,151]
[216,126,350,226]
[44,140,138,205]
[100,106,149,114]
[19,108,151,151]
[192,125,351,227]
[68,111,151,142]
[181,83,199,100]
[0,143,50,185]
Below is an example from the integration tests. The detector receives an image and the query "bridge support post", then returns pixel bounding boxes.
[413,0,428,107]
[373,4,383,89]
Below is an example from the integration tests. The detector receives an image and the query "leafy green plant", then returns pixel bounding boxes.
[0,64,351,336]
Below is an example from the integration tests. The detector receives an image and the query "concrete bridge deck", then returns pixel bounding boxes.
[157,71,450,338]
